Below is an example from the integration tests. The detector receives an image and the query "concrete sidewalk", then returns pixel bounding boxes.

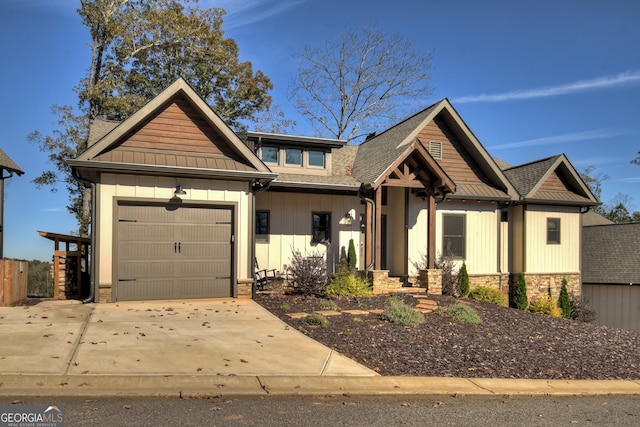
[0,299,638,397]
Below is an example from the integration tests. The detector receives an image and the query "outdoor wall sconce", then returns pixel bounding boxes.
[174,184,187,195]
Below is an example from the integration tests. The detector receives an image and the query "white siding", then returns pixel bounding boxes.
[255,192,362,274]
[525,205,581,273]
[436,201,500,274]
[407,196,429,276]
[97,174,251,289]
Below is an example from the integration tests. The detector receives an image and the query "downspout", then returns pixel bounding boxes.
[82,182,96,304]
[251,180,271,299]
[358,186,375,273]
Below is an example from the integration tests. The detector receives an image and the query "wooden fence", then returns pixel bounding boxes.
[0,259,28,306]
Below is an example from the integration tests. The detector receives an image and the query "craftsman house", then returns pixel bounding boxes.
[69,78,599,302]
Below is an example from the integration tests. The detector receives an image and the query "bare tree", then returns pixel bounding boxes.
[288,27,433,143]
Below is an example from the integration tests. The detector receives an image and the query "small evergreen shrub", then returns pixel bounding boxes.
[570,294,597,323]
[280,303,291,312]
[558,278,572,319]
[528,295,562,318]
[457,262,470,297]
[469,286,507,306]
[512,273,528,310]
[347,239,357,270]
[288,249,328,296]
[435,303,482,324]
[380,295,425,326]
[301,313,329,328]
[324,266,373,296]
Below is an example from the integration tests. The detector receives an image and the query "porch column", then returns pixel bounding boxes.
[427,193,436,269]
[364,196,373,268]
[375,186,383,270]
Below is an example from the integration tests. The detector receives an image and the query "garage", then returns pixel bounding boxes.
[116,202,234,301]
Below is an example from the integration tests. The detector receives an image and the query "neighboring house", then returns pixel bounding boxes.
[582,222,640,332]
[69,78,599,302]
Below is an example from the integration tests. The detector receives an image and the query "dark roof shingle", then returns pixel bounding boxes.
[582,222,640,284]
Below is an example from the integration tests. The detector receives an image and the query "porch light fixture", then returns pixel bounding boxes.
[174,184,187,195]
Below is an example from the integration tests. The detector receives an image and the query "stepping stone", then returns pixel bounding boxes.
[342,310,370,315]
[288,312,309,319]
[368,309,384,315]
[314,310,342,316]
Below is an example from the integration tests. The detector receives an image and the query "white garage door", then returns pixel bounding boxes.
[116,203,234,301]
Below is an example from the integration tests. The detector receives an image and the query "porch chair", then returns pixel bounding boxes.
[255,259,277,291]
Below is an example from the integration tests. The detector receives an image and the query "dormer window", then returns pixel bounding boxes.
[308,150,325,167]
[285,148,303,166]
[261,146,279,163]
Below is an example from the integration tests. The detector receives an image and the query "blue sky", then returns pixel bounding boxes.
[1,0,639,261]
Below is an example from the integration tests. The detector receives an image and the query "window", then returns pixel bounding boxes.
[312,212,331,244]
[285,148,302,165]
[261,146,279,163]
[442,214,466,258]
[256,211,270,235]
[547,218,560,244]
[308,150,325,167]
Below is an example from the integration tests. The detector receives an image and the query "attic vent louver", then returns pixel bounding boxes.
[429,141,442,160]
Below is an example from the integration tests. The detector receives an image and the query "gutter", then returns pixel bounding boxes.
[82,182,97,304]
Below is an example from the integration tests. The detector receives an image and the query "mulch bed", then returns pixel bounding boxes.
[256,292,640,380]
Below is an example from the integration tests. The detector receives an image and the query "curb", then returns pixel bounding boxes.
[1,375,639,397]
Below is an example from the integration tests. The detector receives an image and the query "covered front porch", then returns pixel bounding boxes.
[358,140,456,293]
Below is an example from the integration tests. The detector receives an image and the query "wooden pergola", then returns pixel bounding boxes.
[38,231,91,299]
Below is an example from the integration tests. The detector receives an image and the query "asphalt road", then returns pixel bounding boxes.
[3,394,639,426]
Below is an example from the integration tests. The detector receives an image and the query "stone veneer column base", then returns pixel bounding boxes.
[237,279,253,298]
[426,269,442,295]
[514,273,581,301]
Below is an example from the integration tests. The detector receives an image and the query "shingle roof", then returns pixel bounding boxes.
[88,119,120,146]
[582,210,614,226]
[352,103,440,186]
[582,222,640,284]
[0,149,24,175]
[503,155,560,197]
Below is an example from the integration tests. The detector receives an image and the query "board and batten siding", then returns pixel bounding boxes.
[255,192,362,274]
[583,284,640,332]
[524,205,581,273]
[96,173,252,291]
[436,201,500,275]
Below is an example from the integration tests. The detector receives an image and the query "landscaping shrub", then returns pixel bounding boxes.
[301,313,329,328]
[324,266,373,296]
[570,294,597,323]
[288,249,328,296]
[457,262,470,297]
[319,299,340,311]
[436,250,458,296]
[435,303,482,324]
[528,295,562,318]
[468,286,507,306]
[558,277,572,319]
[347,238,357,270]
[380,295,425,326]
[512,273,528,310]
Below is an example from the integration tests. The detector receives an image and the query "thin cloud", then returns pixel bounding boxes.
[452,71,640,104]
[489,129,629,150]
[206,0,307,29]
[618,177,640,183]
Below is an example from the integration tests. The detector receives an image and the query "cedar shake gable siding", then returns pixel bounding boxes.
[92,96,255,172]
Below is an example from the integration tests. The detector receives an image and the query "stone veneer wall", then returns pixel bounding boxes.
[237,279,252,298]
[371,270,404,295]
[468,274,510,296]
[516,273,581,301]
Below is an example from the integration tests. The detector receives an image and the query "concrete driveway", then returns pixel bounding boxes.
[0,298,377,377]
